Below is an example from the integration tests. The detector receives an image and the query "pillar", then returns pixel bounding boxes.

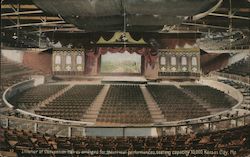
[6,118,9,128]
[34,123,38,133]
[68,127,72,137]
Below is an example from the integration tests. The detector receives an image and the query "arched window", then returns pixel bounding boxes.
[76,55,82,64]
[181,56,187,65]
[66,55,72,65]
[171,56,176,66]
[55,55,61,64]
[160,56,166,65]
[192,56,197,66]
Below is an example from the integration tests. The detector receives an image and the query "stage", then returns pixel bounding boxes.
[52,75,149,84]
[101,76,148,84]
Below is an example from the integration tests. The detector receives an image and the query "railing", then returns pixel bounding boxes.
[224,45,250,50]
[0,111,249,137]
[1,76,249,137]
[2,79,34,108]
[3,78,245,127]
[2,79,94,125]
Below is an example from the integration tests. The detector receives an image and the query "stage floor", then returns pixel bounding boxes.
[102,76,146,81]
[50,76,148,84]
[101,76,147,84]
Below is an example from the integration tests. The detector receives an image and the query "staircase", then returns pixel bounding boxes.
[29,84,74,112]
[140,85,166,123]
[81,85,110,123]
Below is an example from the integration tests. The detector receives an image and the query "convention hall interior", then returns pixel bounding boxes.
[0,0,250,156]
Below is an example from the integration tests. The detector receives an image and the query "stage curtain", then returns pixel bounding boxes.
[85,47,158,73]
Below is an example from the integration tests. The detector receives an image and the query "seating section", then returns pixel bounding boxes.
[1,125,249,156]
[219,57,250,77]
[1,56,33,76]
[9,85,67,109]
[197,33,250,50]
[219,79,250,109]
[0,55,43,110]
[97,85,152,124]
[181,85,238,108]
[35,85,103,121]
[146,85,209,121]
[230,36,250,49]
[1,77,29,108]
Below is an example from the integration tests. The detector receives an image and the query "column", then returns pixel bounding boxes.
[68,126,72,137]
[34,123,38,133]
[6,118,9,128]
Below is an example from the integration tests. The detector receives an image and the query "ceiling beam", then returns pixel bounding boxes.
[182,22,229,30]
[3,21,67,29]
[209,13,250,20]
[32,27,83,33]
[1,10,43,16]
[1,4,38,9]
[41,24,75,27]
[1,16,61,21]
[216,8,250,13]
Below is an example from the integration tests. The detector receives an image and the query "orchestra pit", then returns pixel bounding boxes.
[1,0,250,156]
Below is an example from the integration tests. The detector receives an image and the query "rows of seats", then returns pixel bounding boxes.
[219,79,250,109]
[219,57,250,77]
[1,56,33,76]
[1,125,249,157]
[181,85,238,108]
[0,56,34,91]
[220,80,250,97]
[0,55,46,110]
[35,85,104,121]
[1,77,28,91]
[146,85,209,121]
[229,36,250,49]
[9,85,67,110]
[97,85,152,124]
[0,76,30,111]
[197,33,249,50]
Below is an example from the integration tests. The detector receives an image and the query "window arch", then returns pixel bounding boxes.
[160,56,166,65]
[192,56,197,66]
[55,55,61,64]
[181,56,187,65]
[171,56,176,66]
[76,55,82,64]
[66,55,72,65]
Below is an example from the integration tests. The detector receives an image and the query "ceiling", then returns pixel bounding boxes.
[1,0,249,47]
[32,0,221,32]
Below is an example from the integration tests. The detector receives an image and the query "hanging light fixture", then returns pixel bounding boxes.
[12,33,18,39]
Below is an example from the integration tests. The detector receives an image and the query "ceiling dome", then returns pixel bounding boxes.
[33,0,221,32]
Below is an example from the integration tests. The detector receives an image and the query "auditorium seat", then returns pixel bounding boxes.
[97,85,153,124]
[219,56,250,77]
[219,79,250,109]
[9,85,68,109]
[35,85,104,121]
[1,124,249,156]
[181,85,238,108]
[146,85,209,121]
[1,56,34,77]
[0,55,46,110]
